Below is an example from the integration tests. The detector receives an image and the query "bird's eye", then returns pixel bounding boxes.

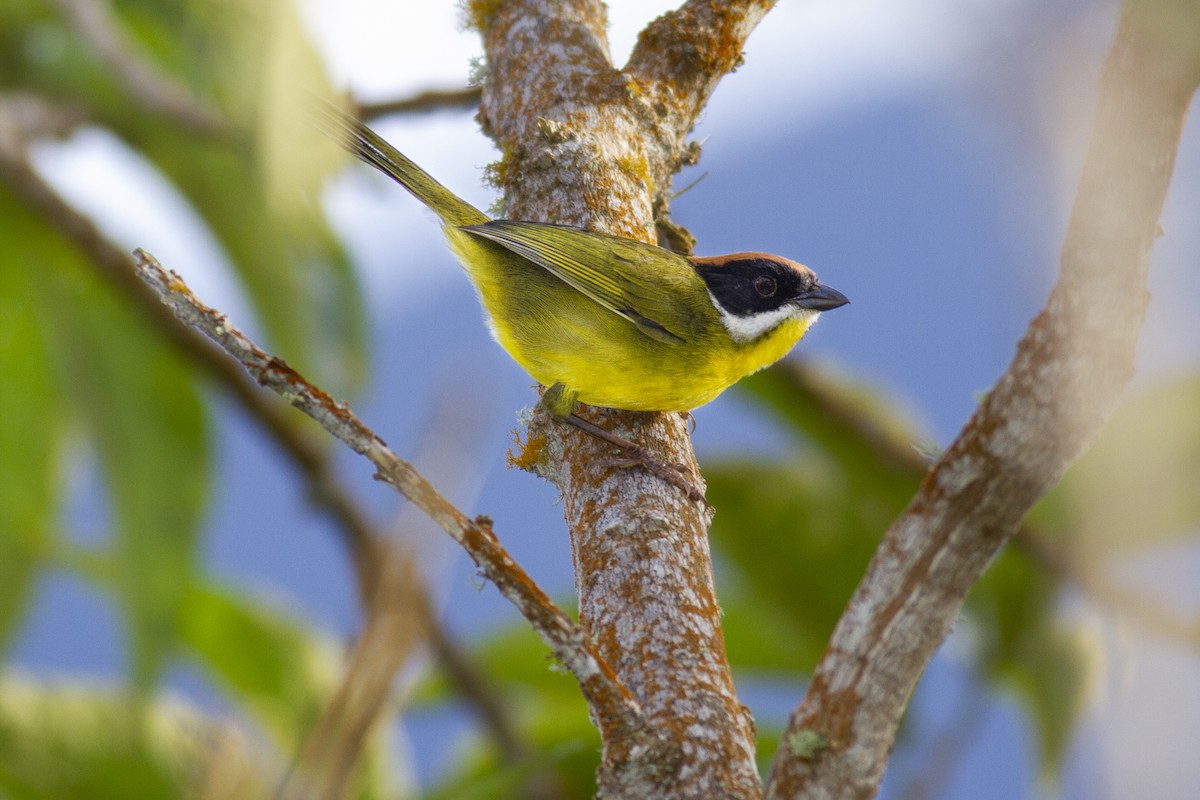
[753,275,777,297]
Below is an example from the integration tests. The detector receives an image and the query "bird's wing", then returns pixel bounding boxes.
[461,220,697,344]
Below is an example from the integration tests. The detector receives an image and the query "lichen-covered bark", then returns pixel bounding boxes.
[765,2,1200,797]
[473,1,776,797]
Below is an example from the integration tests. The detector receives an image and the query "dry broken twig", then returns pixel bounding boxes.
[0,98,534,776]
[131,249,658,755]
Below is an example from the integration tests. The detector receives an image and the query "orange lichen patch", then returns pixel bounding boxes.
[458,0,504,32]
[480,153,513,202]
[616,151,653,194]
[507,426,547,472]
[165,270,191,294]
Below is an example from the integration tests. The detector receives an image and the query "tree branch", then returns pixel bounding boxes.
[752,360,1200,652]
[53,0,227,136]
[279,541,423,800]
[131,249,656,755]
[355,87,481,121]
[624,0,776,196]
[765,2,1200,797]
[473,2,780,795]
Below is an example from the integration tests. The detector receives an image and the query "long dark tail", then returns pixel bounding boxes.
[316,101,489,228]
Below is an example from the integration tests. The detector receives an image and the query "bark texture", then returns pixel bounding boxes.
[765,2,1200,797]
[473,1,776,796]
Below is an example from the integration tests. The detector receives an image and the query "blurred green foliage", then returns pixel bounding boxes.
[715,363,1095,776]
[397,364,1200,797]
[1,1,1197,798]
[1,0,368,795]
[0,672,245,800]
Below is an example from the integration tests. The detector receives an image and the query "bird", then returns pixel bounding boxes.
[322,105,847,501]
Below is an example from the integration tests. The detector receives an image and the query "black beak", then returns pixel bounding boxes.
[794,283,849,311]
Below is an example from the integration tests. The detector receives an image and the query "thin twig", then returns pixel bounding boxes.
[0,92,89,150]
[0,132,374,577]
[132,249,653,751]
[355,87,481,121]
[386,394,530,766]
[415,595,525,762]
[415,594,571,800]
[53,0,226,136]
[382,384,566,792]
[0,116,533,766]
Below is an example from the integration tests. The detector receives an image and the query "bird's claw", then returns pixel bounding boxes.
[601,452,707,506]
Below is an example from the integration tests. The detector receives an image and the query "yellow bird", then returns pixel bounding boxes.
[326,107,847,499]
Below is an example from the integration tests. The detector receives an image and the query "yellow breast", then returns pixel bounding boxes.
[446,228,815,413]
[502,312,811,413]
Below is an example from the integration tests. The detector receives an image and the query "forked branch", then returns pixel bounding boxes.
[473,2,783,795]
[131,249,657,755]
[766,2,1200,797]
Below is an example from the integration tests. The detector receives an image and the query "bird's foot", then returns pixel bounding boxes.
[562,413,707,506]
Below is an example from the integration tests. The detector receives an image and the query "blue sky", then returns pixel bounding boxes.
[16,1,1200,797]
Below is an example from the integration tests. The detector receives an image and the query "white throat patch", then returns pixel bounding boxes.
[713,294,819,343]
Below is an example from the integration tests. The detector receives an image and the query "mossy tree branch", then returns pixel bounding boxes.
[765,1,1200,796]
[470,1,781,796]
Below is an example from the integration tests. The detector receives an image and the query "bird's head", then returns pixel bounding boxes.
[690,252,848,343]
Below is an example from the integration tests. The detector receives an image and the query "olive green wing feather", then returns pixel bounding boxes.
[461,220,698,344]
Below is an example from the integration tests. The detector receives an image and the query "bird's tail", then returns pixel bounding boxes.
[317,101,489,228]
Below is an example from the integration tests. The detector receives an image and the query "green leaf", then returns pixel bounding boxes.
[177,579,340,747]
[2,178,211,687]
[126,122,364,392]
[419,691,599,800]
[729,358,1098,775]
[1007,619,1093,777]
[967,544,1055,665]
[2,0,365,686]
[103,0,365,392]
[718,589,819,675]
[1036,373,1200,553]
[1,0,366,393]
[414,622,598,800]
[0,116,213,688]
[968,548,1093,774]
[715,362,928,673]
[0,672,272,800]
[738,360,929,499]
[78,307,205,689]
[0,192,63,653]
[31,237,209,690]
[1008,374,1200,769]
[414,615,588,708]
[706,457,903,672]
[179,579,415,798]
[423,735,598,800]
